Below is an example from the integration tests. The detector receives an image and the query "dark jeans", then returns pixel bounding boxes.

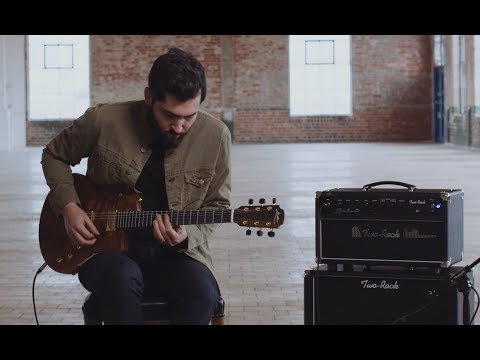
[78,244,220,325]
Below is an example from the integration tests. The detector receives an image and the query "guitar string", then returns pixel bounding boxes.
[85,209,277,228]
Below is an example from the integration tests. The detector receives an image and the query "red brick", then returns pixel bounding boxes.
[27,35,433,145]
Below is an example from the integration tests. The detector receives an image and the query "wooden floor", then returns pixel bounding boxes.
[1,142,479,325]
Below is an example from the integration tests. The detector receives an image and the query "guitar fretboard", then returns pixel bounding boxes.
[115,209,233,229]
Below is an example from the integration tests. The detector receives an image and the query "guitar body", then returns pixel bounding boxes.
[39,174,141,274]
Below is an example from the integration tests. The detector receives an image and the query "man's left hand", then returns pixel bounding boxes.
[152,213,188,247]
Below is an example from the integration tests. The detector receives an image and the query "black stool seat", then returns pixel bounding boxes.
[82,293,225,325]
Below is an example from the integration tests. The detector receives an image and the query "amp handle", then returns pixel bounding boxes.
[362,181,417,192]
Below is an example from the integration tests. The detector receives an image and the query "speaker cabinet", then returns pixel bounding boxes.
[304,265,475,325]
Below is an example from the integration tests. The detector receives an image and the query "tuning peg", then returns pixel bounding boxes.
[272,198,276,204]
[246,229,251,236]
[268,231,275,237]
[257,230,263,236]
[248,199,253,205]
[259,198,265,204]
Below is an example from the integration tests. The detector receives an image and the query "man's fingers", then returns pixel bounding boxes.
[69,229,95,247]
[162,213,171,227]
[162,214,177,245]
[153,218,165,243]
[75,215,100,244]
[70,219,98,246]
[75,222,97,241]
[154,214,178,246]
[85,217,100,236]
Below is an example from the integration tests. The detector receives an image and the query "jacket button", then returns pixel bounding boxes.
[140,147,146,153]
[198,179,205,186]
[126,170,132,175]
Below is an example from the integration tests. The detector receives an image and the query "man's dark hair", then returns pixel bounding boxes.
[148,47,207,103]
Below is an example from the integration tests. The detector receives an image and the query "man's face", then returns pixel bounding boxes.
[145,88,201,147]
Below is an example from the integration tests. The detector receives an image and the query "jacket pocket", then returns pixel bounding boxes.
[88,148,123,184]
[183,167,214,208]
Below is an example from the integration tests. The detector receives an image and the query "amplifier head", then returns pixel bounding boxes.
[315,183,464,268]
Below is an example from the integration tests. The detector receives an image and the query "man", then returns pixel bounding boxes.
[41,47,232,324]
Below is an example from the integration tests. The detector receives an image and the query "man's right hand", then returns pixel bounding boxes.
[61,202,100,247]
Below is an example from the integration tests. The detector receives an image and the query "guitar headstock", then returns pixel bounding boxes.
[233,198,285,237]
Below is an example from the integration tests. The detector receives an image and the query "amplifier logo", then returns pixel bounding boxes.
[351,226,438,239]
[409,199,426,205]
[352,226,400,239]
[404,228,437,239]
[361,279,399,290]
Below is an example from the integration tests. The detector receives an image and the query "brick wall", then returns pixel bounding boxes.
[233,35,433,143]
[28,35,223,146]
[27,35,433,146]
[89,35,222,112]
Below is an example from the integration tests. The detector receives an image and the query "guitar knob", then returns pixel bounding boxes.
[248,199,253,205]
[259,198,265,204]
[268,231,275,237]
[257,230,263,236]
[246,229,252,236]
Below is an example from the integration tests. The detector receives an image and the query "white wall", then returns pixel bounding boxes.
[0,35,26,150]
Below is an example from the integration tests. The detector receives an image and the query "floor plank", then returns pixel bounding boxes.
[1,143,479,325]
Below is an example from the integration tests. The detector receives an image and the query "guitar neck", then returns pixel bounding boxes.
[114,209,233,229]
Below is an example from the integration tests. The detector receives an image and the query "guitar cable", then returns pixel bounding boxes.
[32,262,48,325]
[469,287,480,325]
[391,298,436,325]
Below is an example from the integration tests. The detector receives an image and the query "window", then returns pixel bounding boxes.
[28,35,89,120]
[289,35,352,116]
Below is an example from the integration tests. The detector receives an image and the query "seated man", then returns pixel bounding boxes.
[41,47,232,324]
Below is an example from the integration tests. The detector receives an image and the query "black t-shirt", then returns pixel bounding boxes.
[127,141,168,249]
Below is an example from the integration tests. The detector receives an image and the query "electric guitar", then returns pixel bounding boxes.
[39,173,285,274]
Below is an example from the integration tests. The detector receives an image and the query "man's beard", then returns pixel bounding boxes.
[148,106,183,148]
[160,130,182,148]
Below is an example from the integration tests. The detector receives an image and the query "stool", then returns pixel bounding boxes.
[82,293,225,325]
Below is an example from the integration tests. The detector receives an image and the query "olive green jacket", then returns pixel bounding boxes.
[41,100,232,280]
